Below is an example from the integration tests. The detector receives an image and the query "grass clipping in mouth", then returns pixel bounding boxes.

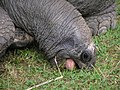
[26,56,63,90]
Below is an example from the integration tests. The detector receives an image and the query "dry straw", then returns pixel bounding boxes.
[26,56,63,90]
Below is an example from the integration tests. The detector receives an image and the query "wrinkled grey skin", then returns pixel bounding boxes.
[0,0,96,69]
[0,0,116,69]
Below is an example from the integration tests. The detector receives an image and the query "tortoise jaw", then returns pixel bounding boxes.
[64,58,85,70]
[70,42,96,69]
[73,58,86,69]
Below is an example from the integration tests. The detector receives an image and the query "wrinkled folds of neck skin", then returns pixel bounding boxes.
[0,0,92,60]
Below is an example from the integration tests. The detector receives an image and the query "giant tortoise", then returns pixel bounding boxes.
[0,0,116,70]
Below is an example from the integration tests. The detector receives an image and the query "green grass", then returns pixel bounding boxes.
[0,2,120,90]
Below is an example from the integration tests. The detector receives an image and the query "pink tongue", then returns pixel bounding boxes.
[65,59,75,70]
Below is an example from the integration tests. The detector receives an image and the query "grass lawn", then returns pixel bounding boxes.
[0,1,120,90]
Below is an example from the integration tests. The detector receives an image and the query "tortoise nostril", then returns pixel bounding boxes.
[81,50,92,63]
[83,52,89,59]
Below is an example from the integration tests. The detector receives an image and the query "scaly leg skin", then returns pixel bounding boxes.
[0,7,16,74]
[0,7,33,73]
[11,28,34,48]
[0,7,33,58]
[84,5,116,36]
[0,7,15,58]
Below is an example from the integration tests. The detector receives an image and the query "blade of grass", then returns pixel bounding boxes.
[26,56,63,90]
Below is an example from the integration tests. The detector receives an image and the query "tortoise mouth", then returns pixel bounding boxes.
[64,57,96,70]
[62,42,96,70]
[64,58,86,70]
